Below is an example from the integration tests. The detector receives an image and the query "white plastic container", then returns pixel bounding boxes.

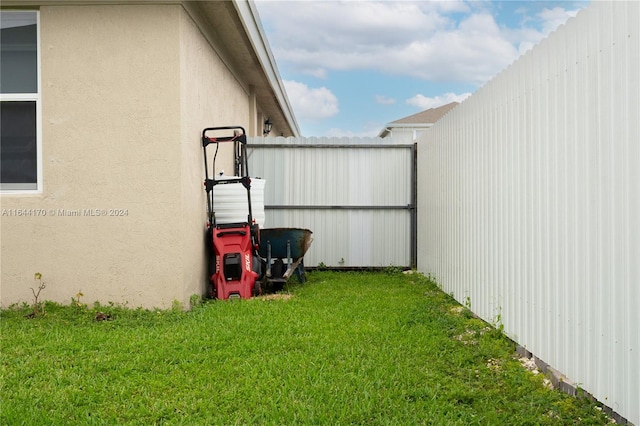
[212,176,265,228]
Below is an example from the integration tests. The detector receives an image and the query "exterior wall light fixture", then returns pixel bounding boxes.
[263,118,273,136]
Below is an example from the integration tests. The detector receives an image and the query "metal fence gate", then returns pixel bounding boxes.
[247,137,416,268]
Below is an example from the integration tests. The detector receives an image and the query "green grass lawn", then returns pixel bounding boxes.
[1,271,610,425]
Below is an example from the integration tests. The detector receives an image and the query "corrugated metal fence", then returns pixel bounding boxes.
[418,2,639,424]
[247,137,415,268]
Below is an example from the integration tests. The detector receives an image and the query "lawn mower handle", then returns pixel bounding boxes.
[201,126,247,147]
[201,125,253,227]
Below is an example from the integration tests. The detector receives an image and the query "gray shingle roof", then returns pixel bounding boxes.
[391,102,458,125]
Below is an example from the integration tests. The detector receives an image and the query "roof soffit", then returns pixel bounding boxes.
[191,0,299,136]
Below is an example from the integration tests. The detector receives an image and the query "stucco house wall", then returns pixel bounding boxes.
[0,2,294,309]
[177,5,250,306]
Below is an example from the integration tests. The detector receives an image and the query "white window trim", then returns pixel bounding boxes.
[0,10,42,195]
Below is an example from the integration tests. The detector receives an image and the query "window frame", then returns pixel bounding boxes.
[0,10,42,194]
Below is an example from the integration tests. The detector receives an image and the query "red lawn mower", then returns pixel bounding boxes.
[202,126,261,299]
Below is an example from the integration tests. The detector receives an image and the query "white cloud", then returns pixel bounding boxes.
[505,6,583,56]
[406,92,471,110]
[388,12,518,83]
[432,0,471,14]
[301,67,328,80]
[375,95,396,105]
[256,1,453,78]
[256,2,517,84]
[283,80,339,121]
[538,7,580,35]
[255,1,584,85]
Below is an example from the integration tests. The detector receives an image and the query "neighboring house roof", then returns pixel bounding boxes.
[378,102,458,138]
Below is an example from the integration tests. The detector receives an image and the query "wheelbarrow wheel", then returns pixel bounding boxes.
[272,259,284,278]
[253,280,262,297]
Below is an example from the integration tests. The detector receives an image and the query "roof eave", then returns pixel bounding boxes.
[378,122,435,138]
[2,0,301,137]
[232,0,300,137]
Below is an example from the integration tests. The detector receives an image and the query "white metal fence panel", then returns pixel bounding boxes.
[248,137,415,268]
[418,2,639,424]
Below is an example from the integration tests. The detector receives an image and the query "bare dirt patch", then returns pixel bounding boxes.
[518,357,553,389]
[258,293,293,301]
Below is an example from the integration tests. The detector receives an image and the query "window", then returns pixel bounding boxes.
[1,11,40,191]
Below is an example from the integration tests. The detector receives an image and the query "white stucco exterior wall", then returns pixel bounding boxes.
[177,7,251,306]
[1,4,256,309]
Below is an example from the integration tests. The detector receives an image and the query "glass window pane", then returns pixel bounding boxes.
[1,12,37,94]
[1,101,37,189]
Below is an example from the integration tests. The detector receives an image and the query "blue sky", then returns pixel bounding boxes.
[254,0,589,137]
